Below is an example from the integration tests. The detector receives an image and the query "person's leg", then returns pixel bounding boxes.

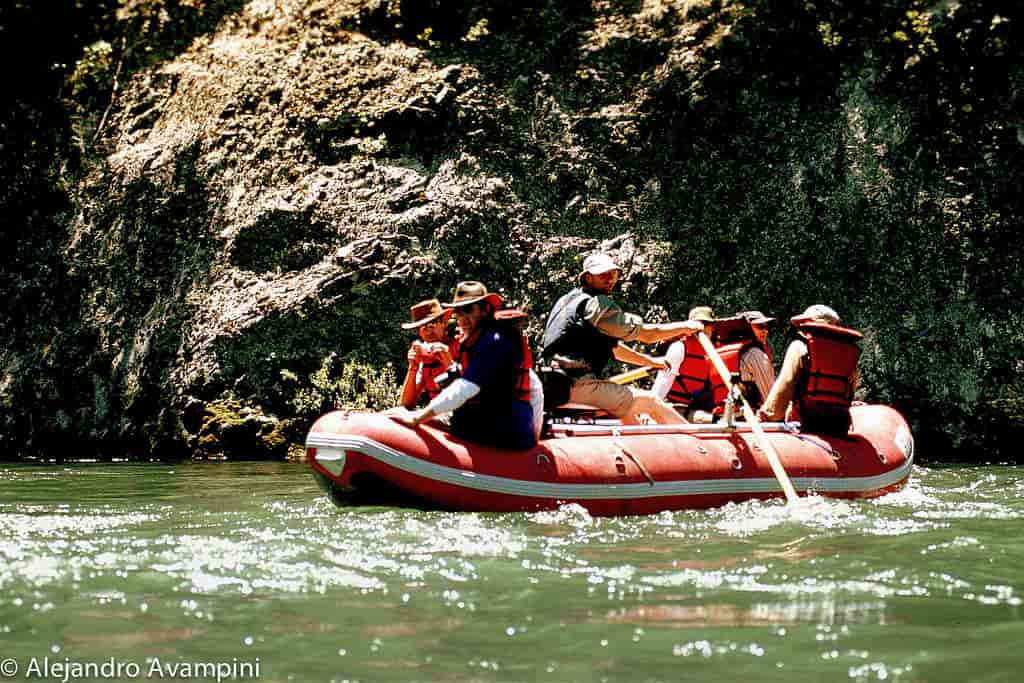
[568,378,634,420]
[628,392,688,425]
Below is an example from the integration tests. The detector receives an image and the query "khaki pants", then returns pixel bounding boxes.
[567,377,637,419]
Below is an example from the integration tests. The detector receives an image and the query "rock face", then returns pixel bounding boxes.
[2,0,1022,459]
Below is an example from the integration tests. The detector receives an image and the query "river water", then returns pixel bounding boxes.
[1,462,1022,682]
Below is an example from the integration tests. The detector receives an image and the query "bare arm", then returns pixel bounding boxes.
[758,341,807,421]
[399,343,423,409]
[612,342,670,370]
[631,319,704,345]
[584,296,701,344]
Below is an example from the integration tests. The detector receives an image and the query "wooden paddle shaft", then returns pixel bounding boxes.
[696,332,799,504]
[609,366,653,385]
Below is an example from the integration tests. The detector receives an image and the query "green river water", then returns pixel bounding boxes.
[1,462,1022,683]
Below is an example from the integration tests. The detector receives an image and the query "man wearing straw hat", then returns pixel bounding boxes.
[541,252,703,424]
[391,281,537,449]
[399,298,457,409]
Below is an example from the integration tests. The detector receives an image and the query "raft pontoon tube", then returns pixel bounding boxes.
[305,404,913,516]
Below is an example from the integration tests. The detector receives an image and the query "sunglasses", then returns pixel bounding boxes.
[453,303,476,314]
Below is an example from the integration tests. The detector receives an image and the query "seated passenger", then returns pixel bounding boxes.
[399,299,457,409]
[650,306,716,422]
[708,310,777,415]
[757,304,863,434]
[391,281,536,450]
[541,253,703,425]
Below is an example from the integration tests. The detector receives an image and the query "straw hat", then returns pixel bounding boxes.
[442,281,503,309]
[688,306,715,323]
[791,304,840,325]
[400,299,451,330]
[577,253,621,283]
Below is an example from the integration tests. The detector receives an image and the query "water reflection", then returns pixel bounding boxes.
[594,599,890,628]
[1,463,1023,682]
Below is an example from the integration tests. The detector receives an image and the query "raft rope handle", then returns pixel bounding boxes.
[783,422,841,460]
[612,427,655,486]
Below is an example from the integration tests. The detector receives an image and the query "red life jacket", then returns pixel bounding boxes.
[515,333,534,402]
[666,336,710,407]
[419,339,460,401]
[794,322,862,431]
[457,319,533,403]
[710,340,770,412]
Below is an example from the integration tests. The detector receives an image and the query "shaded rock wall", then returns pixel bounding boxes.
[2,0,1022,460]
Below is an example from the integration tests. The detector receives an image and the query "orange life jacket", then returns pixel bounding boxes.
[666,336,711,408]
[794,322,862,431]
[710,340,770,412]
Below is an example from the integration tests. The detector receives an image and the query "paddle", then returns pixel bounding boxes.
[696,332,799,504]
[608,366,653,385]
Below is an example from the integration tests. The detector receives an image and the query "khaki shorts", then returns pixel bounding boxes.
[567,377,637,419]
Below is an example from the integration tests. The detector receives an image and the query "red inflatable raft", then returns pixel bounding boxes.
[305,404,913,516]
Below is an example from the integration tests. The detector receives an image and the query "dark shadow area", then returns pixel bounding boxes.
[231,209,336,273]
[327,470,447,510]
[0,0,250,458]
[2,135,218,461]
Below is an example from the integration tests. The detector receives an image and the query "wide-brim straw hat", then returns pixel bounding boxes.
[577,253,622,283]
[442,281,503,309]
[400,298,451,329]
[791,304,841,326]
[688,306,716,323]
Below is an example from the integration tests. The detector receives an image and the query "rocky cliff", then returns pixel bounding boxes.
[2,0,1022,460]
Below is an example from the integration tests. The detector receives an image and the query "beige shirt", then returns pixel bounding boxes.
[581,294,644,341]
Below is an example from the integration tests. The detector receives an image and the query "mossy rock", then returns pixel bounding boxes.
[195,399,290,460]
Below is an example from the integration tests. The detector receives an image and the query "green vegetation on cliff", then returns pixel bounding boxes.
[1,0,1021,461]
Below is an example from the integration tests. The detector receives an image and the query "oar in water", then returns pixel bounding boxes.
[696,332,799,504]
[608,366,653,385]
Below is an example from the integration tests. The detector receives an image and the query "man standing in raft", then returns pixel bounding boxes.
[757,304,863,434]
[541,252,703,425]
[399,298,456,409]
[391,281,536,449]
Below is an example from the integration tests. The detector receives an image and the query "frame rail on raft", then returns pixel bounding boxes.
[544,421,801,437]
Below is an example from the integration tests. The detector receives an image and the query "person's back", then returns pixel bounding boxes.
[663,335,713,407]
[758,305,861,434]
[792,320,862,434]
